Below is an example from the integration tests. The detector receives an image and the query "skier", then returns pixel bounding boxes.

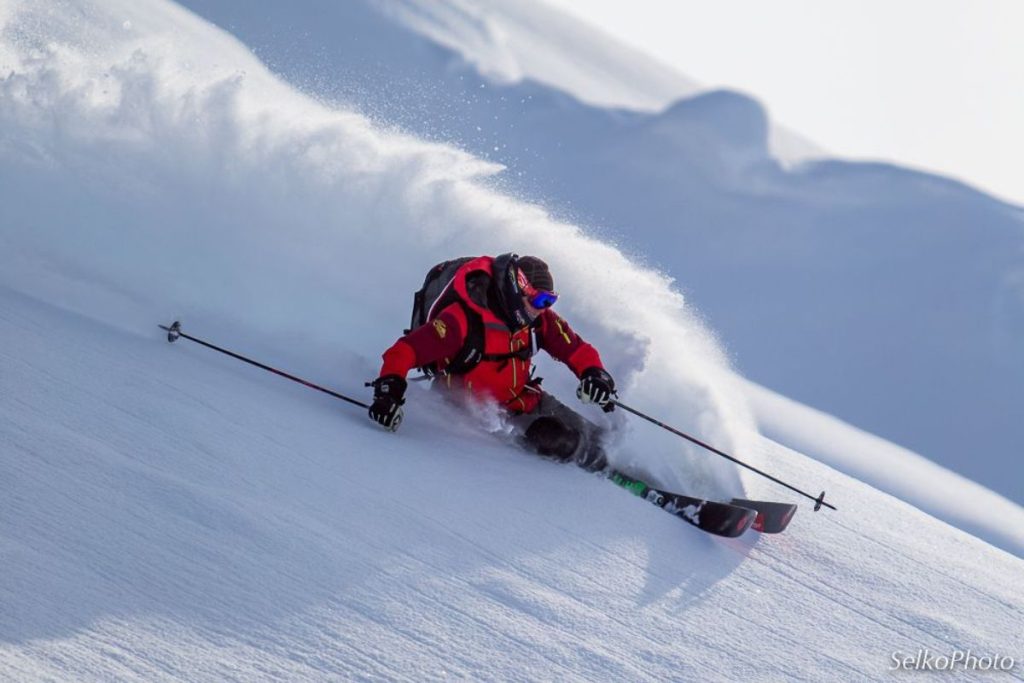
[368,254,617,471]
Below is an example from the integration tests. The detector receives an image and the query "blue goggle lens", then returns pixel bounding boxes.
[530,291,558,309]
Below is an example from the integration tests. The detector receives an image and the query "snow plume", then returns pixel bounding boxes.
[0,0,750,497]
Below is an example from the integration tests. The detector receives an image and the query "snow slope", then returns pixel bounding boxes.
[3,285,1023,681]
[742,379,1024,556]
[1,1,1023,679]
[170,0,1024,505]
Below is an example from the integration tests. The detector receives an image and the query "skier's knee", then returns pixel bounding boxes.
[524,416,581,460]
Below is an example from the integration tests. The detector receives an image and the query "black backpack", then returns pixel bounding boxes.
[408,256,535,378]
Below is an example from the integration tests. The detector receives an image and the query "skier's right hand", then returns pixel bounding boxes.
[577,367,616,412]
[368,375,407,431]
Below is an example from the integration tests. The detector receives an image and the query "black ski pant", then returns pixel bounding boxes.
[510,392,608,472]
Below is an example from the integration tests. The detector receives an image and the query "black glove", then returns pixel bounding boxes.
[576,367,616,412]
[368,375,407,431]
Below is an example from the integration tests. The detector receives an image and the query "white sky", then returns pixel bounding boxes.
[544,0,1024,206]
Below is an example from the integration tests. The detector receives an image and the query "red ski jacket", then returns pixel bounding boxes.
[379,256,605,413]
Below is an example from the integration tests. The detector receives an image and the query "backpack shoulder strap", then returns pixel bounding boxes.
[443,300,486,375]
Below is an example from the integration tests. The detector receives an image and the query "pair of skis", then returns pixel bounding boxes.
[607,470,796,537]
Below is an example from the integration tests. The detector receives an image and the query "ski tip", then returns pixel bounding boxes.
[735,508,758,537]
[730,499,797,534]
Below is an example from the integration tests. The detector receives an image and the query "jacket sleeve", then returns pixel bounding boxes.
[536,309,604,377]
[379,304,468,378]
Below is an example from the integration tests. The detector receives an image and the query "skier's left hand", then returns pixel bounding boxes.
[577,367,616,412]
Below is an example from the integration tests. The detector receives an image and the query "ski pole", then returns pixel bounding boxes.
[612,399,836,511]
[158,321,369,409]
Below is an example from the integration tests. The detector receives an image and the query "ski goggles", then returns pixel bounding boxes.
[517,269,559,309]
